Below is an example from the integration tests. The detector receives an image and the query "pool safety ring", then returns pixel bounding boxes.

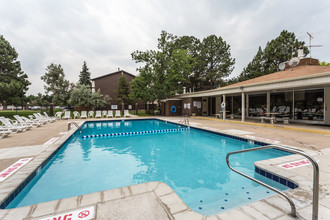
[171,105,176,113]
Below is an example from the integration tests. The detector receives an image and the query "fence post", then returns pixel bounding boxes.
[135,103,138,115]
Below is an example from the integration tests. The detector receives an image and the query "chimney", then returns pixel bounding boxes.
[298,49,304,58]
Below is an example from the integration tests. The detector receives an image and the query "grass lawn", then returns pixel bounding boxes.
[129,110,154,116]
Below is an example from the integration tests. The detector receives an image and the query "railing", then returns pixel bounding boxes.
[226,144,319,220]
[179,117,189,126]
[68,122,81,134]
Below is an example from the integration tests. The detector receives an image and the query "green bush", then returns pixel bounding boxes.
[0,109,63,120]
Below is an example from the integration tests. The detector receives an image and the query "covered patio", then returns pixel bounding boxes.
[163,58,330,125]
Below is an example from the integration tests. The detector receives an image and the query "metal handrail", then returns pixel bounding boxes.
[179,117,189,126]
[68,122,81,134]
[226,144,319,220]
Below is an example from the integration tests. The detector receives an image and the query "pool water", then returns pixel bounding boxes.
[5,119,291,215]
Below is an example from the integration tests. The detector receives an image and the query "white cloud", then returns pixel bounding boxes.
[1,0,329,95]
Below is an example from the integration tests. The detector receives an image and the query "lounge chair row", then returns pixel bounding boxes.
[58,110,131,119]
[0,112,58,138]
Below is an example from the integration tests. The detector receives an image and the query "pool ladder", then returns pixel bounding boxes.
[226,144,319,220]
[179,117,189,126]
[68,122,81,134]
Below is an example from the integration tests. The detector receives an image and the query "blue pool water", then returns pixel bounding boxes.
[5,119,291,215]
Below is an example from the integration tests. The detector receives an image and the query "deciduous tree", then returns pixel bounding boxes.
[68,84,110,109]
[131,31,194,105]
[41,64,71,106]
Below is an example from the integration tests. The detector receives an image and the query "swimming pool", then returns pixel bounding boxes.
[3,119,293,215]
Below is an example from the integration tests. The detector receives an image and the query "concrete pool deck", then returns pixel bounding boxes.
[0,116,329,219]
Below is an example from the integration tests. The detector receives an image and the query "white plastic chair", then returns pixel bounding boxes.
[20,116,42,127]
[88,111,94,118]
[33,113,49,123]
[54,112,63,120]
[0,117,27,133]
[62,111,71,120]
[124,110,131,117]
[43,112,57,122]
[107,110,113,118]
[102,110,107,118]
[73,111,80,119]
[95,110,102,118]
[115,110,121,117]
[14,115,39,128]
[80,111,87,119]
[0,127,11,138]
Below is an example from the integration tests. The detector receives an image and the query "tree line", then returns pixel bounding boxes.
[0,30,315,109]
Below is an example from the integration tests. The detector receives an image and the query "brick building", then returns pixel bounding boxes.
[92,70,142,109]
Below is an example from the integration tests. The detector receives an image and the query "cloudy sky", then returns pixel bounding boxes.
[1,0,329,95]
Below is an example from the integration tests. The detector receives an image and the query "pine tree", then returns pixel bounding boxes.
[0,35,30,104]
[235,30,309,82]
[79,61,92,88]
[116,75,130,105]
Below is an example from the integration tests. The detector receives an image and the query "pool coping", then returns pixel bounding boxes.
[0,118,322,219]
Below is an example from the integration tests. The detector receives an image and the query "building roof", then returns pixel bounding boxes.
[91,70,136,81]
[222,65,330,90]
[166,63,330,99]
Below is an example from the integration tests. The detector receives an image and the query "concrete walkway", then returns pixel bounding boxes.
[0,116,329,219]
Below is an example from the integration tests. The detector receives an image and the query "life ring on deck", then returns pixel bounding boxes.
[221,102,226,110]
[170,106,177,113]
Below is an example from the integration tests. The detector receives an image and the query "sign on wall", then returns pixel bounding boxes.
[193,101,201,109]
[184,103,191,109]
[111,105,118,109]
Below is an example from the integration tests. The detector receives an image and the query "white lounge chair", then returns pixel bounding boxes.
[62,111,71,120]
[0,127,11,138]
[14,115,39,128]
[73,111,80,119]
[28,115,47,124]
[107,110,113,118]
[95,110,102,118]
[0,117,27,133]
[115,110,121,117]
[33,113,49,123]
[43,112,57,122]
[38,113,54,123]
[124,110,131,117]
[80,111,87,119]
[7,117,31,130]
[19,116,42,127]
[102,110,107,118]
[88,111,94,118]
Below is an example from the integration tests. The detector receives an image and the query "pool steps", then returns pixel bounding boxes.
[81,128,189,139]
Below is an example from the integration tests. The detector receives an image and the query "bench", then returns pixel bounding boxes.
[260,116,275,124]
[228,114,235,119]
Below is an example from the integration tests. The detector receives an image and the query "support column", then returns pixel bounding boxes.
[267,92,270,113]
[242,92,245,122]
[246,94,249,117]
[223,94,226,119]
